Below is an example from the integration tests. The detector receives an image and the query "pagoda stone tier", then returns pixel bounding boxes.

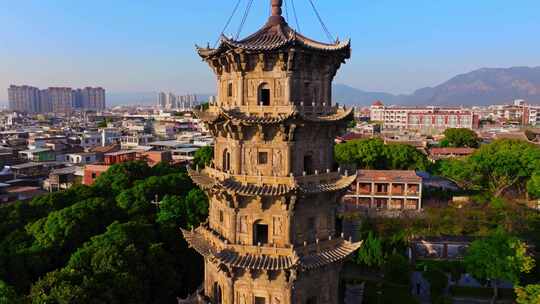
[181,1,362,304]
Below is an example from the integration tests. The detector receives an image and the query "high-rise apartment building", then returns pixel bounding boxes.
[167,92,177,109]
[158,92,167,108]
[48,87,74,113]
[38,89,52,113]
[7,85,106,113]
[8,85,40,113]
[76,87,106,110]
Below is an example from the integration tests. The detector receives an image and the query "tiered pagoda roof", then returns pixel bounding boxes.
[194,106,353,126]
[188,167,357,197]
[181,227,362,271]
[197,14,350,59]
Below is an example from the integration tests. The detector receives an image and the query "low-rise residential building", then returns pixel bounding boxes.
[428,147,476,161]
[65,152,97,165]
[18,148,56,162]
[343,170,423,211]
[103,150,138,165]
[45,166,80,191]
[10,162,65,178]
[139,150,172,166]
[100,128,122,146]
[78,132,102,148]
[82,165,110,185]
[121,133,154,149]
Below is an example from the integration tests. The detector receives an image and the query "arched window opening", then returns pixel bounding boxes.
[253,220,269,245]
[258,83,271,106]
[213,282,222,304]
[222,149,231,172]
[303,152,314,175]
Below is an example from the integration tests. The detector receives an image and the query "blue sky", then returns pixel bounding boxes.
[1,0,539,101]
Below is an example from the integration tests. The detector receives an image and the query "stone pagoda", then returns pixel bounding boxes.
[182,1,361,303]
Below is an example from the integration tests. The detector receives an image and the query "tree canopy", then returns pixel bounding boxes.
[193,146,213,169]
[437,139,540,197]
[0,161,207,303]
[464,230,535,302]
[441,128,481,148]
[355,232,384,268]
[515,284,540,304]
[334,138,430,170]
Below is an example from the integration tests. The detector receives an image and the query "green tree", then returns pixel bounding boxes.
[0,280,20,304]
[383,254,410,285]
[193,146,213,169]
[157,189,208,229]
[115,172,194,216]
[26,197,121,252]
[464,230,535,303]
[31,222,187,304]
[437,139,540,197]
[356,232,385,268]
[93,161,152,195]
[443,128,481,148]
[334,138,430,170]
[527,171,540,199]
[515,284,540,304]
[335,138,385,168]
[383,143,430,171]
[469,140,540,197]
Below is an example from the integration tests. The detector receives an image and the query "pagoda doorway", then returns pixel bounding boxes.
[258,83,271,106]
[253,220,269,245]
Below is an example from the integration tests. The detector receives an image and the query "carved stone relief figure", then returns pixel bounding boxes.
[273,216,282,236]
[245,148,253,174]
[249,80,255,97]
[272,149,282,176]
[240,216,248,233]
[277,80,283,98]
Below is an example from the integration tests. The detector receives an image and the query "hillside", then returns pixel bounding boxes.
[333,66,540,106]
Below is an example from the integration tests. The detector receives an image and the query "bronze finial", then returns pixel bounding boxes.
[272,0,283,17]
[268,0,285,25]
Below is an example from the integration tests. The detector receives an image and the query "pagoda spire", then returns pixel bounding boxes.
[268,0,285,25]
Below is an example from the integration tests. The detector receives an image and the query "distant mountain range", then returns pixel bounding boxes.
[333,66,540,107]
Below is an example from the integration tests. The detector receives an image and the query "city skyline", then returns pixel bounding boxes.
[1,0,540,103]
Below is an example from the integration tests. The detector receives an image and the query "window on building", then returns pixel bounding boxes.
[227,82,233,97]
[222,149,231,172]
[304,82,312,104]
[219,210,224,223]
[253,221,269,245]
[308,217,316,232]
[255,297,266,304]
[258,152,268,165]
[258,83,270,106]
[303,153,314,175]
[91,173,97,179]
